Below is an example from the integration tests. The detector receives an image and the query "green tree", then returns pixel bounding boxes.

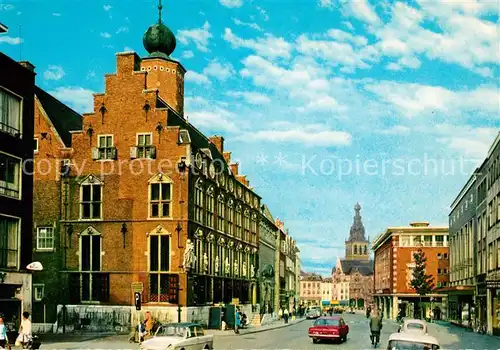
[410,249,434,319]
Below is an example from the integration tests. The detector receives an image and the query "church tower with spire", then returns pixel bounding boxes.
[345,203,370,260]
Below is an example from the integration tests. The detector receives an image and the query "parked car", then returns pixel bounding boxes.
[387,330,439,349]
[306,309,321,319]
[140,322,213,350]
[398,319,428,334]
[308,316,349,344]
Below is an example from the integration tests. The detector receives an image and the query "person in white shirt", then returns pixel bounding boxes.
[18,312,32,345]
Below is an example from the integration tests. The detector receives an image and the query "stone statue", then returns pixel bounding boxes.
[183,239,196,270]
[203,253,209,273]
[242,262,247,277]
[224,257,230,275]
[234,260,239,276]
[250,264,255,278]
[215,256,220,274]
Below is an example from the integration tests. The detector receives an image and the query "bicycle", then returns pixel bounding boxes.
[475,324,486,334]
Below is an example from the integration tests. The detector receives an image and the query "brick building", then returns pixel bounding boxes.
[372,222,449,320]
[32,8,261,330]
[0,25,35,325]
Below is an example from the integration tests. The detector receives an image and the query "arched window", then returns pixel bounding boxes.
[206,186,214,228]
[244,209,250,242]
[364,246,367,255]
[217,195,225,231]
[354,245,358,254]
[227,199,234,236]
[148,226,177,303]
[251,213,258,244]
[194,179,204,223]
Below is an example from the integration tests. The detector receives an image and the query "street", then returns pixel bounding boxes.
[38,314,500,349]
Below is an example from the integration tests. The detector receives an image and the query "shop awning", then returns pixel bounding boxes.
[322,301,330,306]
[340,300,349,306]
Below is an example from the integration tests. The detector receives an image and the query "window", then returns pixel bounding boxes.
[137,133,154,159]
[34,138,38,152]
[437,268,441,274]
[0,88,21,136]
[444,253,448,259]
[97,135,114,160]
[194,180,204,224]
[150,182,172,218]
[243,210,250,241]
[0,152,20,199]
[79,230,105,302]
[206,186,214,228]
[236,205,242,239]
[217,195,225,231]
[0,215,19,269]
[36,227,54,250]
[80,178,102,219]
[33,284,44,301]
[437,253,442,259]
[251,214,257,244]
[227,199,234,235]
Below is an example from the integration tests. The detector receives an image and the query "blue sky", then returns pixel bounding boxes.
[1,0,499,276]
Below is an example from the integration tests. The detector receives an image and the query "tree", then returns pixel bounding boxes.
[410,249,434,319]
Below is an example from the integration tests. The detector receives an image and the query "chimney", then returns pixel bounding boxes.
[223,151,231,163]
[209,136,224,154]
[230,162,239,176]
[18,61,36,72]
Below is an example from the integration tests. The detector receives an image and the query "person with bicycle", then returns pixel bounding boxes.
[369,309,383,346]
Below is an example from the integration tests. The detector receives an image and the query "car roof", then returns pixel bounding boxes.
[317,316,342,320]
[389,332,439,345]
[404,319,427,326]
[161,322,201,327]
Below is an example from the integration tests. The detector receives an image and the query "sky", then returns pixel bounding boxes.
[1,0,499,276]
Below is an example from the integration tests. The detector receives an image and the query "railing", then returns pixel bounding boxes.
[0,122,20,137]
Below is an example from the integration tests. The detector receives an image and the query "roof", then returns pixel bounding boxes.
[388,331,439,345]
[372,224,448,250]
[261,204,275,224]
[334,259,374,276]
[35,86,82,147]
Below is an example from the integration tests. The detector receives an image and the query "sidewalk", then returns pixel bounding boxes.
[206,317,306,337]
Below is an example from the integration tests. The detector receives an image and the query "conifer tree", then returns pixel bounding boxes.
[410,249,434,319]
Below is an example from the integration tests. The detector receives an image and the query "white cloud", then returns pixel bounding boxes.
[43,65,65,81]
[177,21,212,52]
[378,125,411,135]
[256,6,269,21]
[100,32,111,39]
[241,123,352,147]
[49,86,94,114]
[342,21,355,31]
[327,29,368,46]
[182,50,194,59]
[386,56,421,71]
[0,36,22,45]
[52,13,61,16]
[0,4,14,11]
[224,28,292,59]
[203,60,235,80]
[227,91,271,105]
[185,71,211,85]
[185,97,238,132]
[344,0,380,25]
[364,81,500,118]
[318,0,333,9]
[116,26,129,34]
[103,5,112,11]
[220,0,243,8]
[232,18,263,32]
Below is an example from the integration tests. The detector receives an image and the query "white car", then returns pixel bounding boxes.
[387,330,440,350]
[140,322,213,350]
[398,319,428,334]
[306,308,321,319]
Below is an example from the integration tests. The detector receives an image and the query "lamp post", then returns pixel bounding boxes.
[176,158,187,323]
[26,262,43,327]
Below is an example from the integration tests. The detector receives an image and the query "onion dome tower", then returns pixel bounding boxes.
[143,0,176,59]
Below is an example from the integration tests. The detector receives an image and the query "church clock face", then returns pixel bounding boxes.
[194,153,203,169]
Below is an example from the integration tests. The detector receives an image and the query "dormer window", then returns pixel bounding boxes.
[179,129,191,144]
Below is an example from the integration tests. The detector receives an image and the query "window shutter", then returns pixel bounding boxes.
[130,147,137,159]
[91,148,99,160]
[150,146,157,159]
[111,147,117,160]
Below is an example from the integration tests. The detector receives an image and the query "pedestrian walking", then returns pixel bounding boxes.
[234,307,241,334]
[15,312,31,347]
[278,307,283,320]
[283,308,289,324]
[0,315,8,349]
[369,310,383,346]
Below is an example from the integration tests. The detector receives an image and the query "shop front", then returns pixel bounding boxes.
[486,275,500,336]
[440,286,474,327]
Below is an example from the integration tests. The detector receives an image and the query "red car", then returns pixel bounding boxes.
[308,316,349,344]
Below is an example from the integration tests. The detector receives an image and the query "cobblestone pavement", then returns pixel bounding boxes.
[36,314,500,349]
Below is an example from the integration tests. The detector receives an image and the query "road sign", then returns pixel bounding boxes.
[135,292,141,310]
